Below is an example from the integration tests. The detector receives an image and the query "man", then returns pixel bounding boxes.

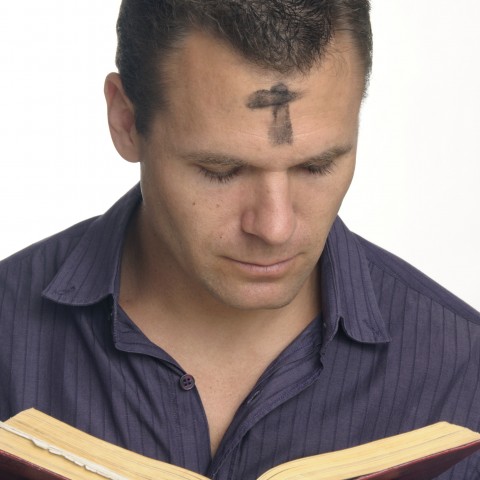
[1,1,479,479]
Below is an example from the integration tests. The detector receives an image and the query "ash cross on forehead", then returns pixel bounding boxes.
[246,83,301,146]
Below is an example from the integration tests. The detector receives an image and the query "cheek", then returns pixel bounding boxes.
[295,166,355,237]
[144,172,237,252]
[321,158,356,207]
[165,187,236,246]
[299,164,354,209]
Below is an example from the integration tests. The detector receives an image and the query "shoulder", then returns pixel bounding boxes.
[0,184,141,311]
[0,217,97,299]
[354,232,480,325]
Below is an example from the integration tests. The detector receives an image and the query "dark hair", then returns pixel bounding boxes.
[115,0,372,136]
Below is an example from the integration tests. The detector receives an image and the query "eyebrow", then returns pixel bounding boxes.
[182,153,247,168]
[182,144,354,168]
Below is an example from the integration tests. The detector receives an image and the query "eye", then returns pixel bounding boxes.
[301,161,335,176]
[198,166,242,184]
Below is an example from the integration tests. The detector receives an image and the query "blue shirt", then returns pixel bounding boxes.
[1,184,480,479]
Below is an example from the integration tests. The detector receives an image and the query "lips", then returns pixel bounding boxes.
[237,259,291,267]
[226,256,296,277]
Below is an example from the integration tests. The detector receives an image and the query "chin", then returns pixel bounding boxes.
[209,282,306,312]
[230,298,295,311]
[199,259,318,312]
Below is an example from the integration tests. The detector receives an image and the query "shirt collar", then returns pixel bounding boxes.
[42,186,391,345]
[320,217,391,345]
[42,184,142,305]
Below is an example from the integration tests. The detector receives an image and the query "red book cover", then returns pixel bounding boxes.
[0,449,68,480]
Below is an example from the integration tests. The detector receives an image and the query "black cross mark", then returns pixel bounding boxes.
[246,83,301,146]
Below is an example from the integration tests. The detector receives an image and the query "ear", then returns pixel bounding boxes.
[104,72,141,163]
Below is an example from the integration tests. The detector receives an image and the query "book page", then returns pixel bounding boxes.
[1,409,209,480]
[257,422,480,480]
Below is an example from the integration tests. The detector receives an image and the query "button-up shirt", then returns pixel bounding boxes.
[1,184,479,479]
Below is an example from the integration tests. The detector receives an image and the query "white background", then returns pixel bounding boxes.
[0,1,479,311]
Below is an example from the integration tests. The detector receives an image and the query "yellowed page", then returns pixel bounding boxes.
[1,409,209,480]
[258,422,480,480]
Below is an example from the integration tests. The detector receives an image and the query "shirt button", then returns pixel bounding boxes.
[179,374,196,391]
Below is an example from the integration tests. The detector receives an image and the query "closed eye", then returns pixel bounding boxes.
[198,165,243,183]
[300,160,336,176]
[297,144,352,177]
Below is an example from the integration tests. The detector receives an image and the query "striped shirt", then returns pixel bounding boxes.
[1,184,479,479]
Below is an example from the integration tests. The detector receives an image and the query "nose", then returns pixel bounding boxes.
[241,172,296,245]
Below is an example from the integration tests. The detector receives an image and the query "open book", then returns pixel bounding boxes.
[1,409,480,480]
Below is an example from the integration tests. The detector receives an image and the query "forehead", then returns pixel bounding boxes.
[155,31,365,155]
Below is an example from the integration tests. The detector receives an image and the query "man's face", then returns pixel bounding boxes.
[135,31,364,312]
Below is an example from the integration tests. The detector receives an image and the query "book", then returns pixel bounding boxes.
[1,409,479,480]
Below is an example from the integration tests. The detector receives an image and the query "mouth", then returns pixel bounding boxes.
[226,256,296,277]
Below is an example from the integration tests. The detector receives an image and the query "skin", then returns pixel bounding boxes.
[105,30,365,456]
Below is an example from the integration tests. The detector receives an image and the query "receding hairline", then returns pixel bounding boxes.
[148,28,368,121]
[160,23,369,77]
[115,0,373,136]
